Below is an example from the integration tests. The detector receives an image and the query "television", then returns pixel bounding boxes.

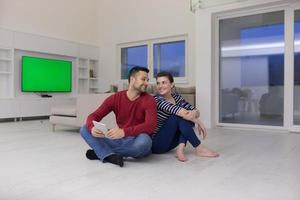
[21,56,72,92]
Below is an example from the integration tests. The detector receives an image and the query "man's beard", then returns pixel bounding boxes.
[134,84,147,93]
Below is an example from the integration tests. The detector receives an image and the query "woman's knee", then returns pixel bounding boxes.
[168,115,181,121]
[178,117,194,127]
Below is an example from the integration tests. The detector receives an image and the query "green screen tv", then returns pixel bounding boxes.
[21,56,72,92]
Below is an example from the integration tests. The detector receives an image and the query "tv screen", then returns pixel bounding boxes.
[21,56,72,92]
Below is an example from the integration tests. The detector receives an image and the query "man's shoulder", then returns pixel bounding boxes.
[141,92,155,100]
[111,90,126,98]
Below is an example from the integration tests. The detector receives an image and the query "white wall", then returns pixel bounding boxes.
[96,0,196,86]
[0,0,98,45]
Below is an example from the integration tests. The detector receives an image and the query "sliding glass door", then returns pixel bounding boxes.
[294,10,300,128]
[219,11,284,126]
[217,5,300,131]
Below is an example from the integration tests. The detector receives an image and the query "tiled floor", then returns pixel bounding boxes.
[0,120,299,200]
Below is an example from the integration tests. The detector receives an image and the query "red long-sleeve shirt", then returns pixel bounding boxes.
[86,90,157,137]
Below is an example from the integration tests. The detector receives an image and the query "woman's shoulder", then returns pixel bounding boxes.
[154,94,167,103]
[172,92,184,100]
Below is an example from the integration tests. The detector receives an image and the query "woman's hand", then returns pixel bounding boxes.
[178,108,189,118]
[180,109,198,122]
[195,119,207,140]
[183,111,196,121]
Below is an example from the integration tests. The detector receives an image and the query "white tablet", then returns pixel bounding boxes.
[92,121,108,135]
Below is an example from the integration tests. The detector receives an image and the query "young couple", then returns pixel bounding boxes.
[80,66,218,167]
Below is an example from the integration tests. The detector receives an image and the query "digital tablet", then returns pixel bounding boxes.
[92,121,108,135]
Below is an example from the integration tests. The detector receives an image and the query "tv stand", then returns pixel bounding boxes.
[41,94,52,98]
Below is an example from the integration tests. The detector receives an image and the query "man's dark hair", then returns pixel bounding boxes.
[156,71,174,83]
[128,66,149,82]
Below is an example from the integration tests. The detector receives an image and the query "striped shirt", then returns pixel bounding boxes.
[153,93,195,133]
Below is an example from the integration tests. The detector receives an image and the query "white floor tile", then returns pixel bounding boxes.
[0,120,300,200]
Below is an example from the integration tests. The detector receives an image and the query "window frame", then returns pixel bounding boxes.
[117,35,188,84]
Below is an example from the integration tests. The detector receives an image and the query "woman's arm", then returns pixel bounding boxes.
[192,118,207,139]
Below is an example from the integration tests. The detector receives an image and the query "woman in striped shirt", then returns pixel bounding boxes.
[152,71,219,161]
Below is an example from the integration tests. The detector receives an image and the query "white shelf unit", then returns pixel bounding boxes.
[0,28,101,120]
[89,59,99,93]
[77,58,99,94]
[0,47,14,98]
[77,58,89,94]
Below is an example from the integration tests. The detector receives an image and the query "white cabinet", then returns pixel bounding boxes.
[19,99,53,117]
[19,98,75,118]
[0,98,75,119]
[0,47,13,98]
[77,58,100,94]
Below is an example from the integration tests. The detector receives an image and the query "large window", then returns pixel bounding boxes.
[219,11,284,126]
[119,36,186,81]
[153,41,185,78]
[121,45,147,79]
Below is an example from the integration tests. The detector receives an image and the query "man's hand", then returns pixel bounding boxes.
[91,126,105,138]
[107,127,125,139]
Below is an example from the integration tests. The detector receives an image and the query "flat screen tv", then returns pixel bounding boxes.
[21,56,72,92]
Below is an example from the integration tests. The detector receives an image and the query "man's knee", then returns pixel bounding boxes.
[80,125,89,138]
[135,134,152,149]
[133,134,152,157]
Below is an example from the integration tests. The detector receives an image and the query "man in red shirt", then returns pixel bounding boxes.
[80,66,157,167]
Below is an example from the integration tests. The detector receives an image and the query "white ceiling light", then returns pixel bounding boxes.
[190,0,248,12]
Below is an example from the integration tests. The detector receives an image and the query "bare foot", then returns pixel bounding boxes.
[175,143,188,162]
[195,145,219,158]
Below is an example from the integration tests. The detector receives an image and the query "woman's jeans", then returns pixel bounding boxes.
[152,115,201,154]
[80,125,152,161]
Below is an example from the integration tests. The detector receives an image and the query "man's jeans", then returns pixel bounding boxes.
[80,125,152,161]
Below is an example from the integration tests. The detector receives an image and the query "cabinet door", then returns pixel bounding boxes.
[0,99,19,118]
[19,99,52,117]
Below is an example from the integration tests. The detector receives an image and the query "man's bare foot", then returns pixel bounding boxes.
[175,143,188,162]
[195,145,219,158]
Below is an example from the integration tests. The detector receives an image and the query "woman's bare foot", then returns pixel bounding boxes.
[195,145,219,158]
[175,143,188,162]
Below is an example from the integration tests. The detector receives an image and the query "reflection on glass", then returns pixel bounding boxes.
[153,41,185,77]
[121,45,147,79]
[294,10,300,125]
[219,11,284,126]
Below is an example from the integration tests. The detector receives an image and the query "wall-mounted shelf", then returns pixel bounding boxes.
[0,47,13,98]
[77,58,99,94]
[0,28,100,120]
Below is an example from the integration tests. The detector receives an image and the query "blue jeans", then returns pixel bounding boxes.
[152,115,201,154]
[80,125,152,161]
